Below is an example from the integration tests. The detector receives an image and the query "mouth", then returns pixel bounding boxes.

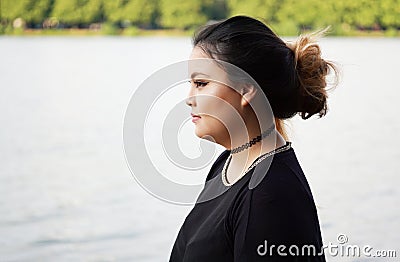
[191,113,201,123]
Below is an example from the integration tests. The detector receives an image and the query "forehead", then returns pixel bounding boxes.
[188,46,225,82]
[189,46,209,60]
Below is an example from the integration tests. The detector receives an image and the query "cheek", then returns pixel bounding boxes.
[197,86,241,122]
[198,92,241,130]
[194,88,242,138]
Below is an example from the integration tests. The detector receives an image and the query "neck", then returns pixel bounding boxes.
[231,131,285,160]
[224,129,287,183]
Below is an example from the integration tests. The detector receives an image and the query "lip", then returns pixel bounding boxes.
[191,113,201,123]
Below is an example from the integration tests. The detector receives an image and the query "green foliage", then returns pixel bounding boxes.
[2,0,52,24]
[159,0,208,29]
[0,23,12,34]
[51,0,103,26]
[202,0,227,20]
[101,22,118,35]
[379,0,400,28]
[227,0,279,23]
[384,27,399,37]
[329,23,354,36]
[334,0,380,28]
[0,0,399,35]
[102,0,158,27]
[271,20,299,36]
[276,0,339,29]
[122,25,140,36]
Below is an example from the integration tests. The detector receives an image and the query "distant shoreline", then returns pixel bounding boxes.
[0,28,192,37]
[1,28,399,38]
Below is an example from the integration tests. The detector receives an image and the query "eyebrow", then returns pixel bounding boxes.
[190,72,210,79]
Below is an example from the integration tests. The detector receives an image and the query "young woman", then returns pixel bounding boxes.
[170,15,337,261]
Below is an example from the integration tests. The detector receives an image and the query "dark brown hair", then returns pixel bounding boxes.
[192,16,338,139]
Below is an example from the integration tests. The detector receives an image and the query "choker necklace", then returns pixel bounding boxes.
[230,123,275,154]
[222,141,292,186]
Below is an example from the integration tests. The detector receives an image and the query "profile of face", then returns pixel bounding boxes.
[186,46,257,146]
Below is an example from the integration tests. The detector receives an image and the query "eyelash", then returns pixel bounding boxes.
[189,80,209,88]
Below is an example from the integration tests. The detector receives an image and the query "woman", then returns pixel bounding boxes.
[170,15,337,261]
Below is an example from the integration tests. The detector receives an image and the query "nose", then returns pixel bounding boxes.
[185,86,196,107]
[185,95,194,107]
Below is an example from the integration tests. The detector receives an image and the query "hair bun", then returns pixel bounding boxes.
[287,28,338,120]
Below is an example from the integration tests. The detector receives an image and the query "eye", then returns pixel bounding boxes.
[190,80,209,88]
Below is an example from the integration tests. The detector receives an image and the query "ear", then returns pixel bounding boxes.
[240,83,257,107]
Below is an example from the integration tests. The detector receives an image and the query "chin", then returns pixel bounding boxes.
[194,126,208,139]
[194,126,219,144]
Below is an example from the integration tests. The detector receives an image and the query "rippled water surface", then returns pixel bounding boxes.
[0,36,399,261]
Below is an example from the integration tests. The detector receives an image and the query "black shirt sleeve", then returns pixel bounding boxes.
[228,161,326,261]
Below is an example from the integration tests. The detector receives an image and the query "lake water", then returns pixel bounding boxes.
[0,36,399,261]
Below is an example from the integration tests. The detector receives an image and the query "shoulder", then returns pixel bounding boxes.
[223,147,325,260]
[228,148,319,230]
[251,148,316,208]
[227,149,324,253]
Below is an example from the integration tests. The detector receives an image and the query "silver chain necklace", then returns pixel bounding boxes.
[221,141,292,186]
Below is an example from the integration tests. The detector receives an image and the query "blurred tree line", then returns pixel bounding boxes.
[1,0,399,35]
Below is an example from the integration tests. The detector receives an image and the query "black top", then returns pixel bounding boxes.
[169,142,326,261]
